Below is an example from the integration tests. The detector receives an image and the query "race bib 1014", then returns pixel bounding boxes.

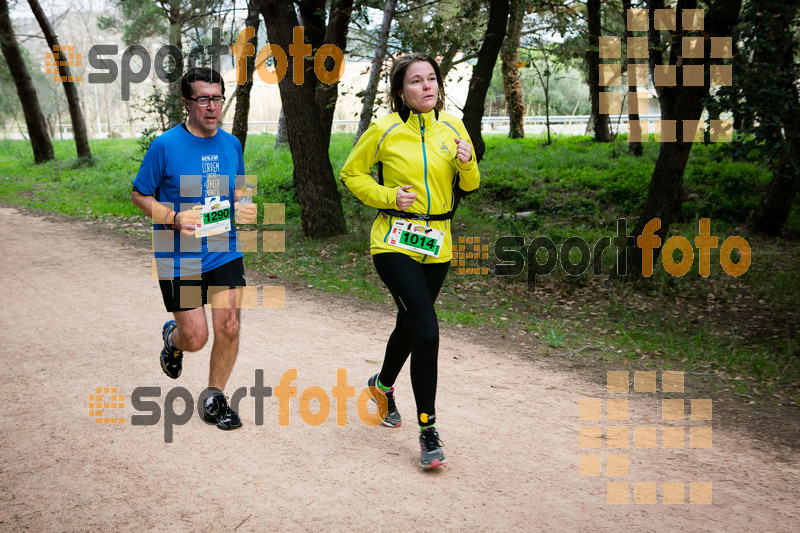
[387,219,444,257]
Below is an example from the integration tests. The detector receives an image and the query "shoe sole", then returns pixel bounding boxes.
[203,413,242,430]
[365,377,401,428]
[420,458,447,470]
[160,352,181,379]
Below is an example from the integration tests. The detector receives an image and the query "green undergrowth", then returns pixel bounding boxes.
[1,133,797,405]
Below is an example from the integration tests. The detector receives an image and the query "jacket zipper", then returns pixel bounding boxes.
[419,115,430,263]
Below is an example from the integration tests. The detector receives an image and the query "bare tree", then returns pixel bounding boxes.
[354,0,396,144]
[0,0,54,162]
[231,0,260,152]
[462,0,510,161]
[622,0,643,155]
[501,0,525,139]
[618,0,742,277]
[257,0,348,238]
[28,0,91,159]
[586,0,611,142]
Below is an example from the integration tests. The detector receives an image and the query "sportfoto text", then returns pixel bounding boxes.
[494,218,751,288]
[85,26,344,101]
[129,369,387,443]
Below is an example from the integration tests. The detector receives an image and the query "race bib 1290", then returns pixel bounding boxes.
[194,196,231,238]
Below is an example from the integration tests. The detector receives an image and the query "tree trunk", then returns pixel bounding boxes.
[744,124,798,235]
[0,0,53,162]
[166,3,183,128]
[275,107,287,148]
[438,42,460,81]
[231,1,260,152]
[622,0,642,155]
[544,76,551,145]
[586,0,611,143]
[258,0,346,238]
[312,0,354,150]
[742,0,800,235]
[461,0,509,162]
[620,0,742,277]
[354,0,396,144]
[501,0,525,139]
[27,0,91,159]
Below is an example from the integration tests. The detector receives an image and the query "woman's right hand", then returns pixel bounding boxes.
[396,185,417,210]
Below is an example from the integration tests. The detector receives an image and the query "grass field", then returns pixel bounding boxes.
[1,132,797,405]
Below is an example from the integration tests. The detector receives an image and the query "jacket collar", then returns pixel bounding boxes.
[399,107,439,129]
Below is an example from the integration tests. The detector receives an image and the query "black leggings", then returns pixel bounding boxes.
[373,253,450,426]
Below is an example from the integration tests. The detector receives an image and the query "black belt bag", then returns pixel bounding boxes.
[378,209,453,221]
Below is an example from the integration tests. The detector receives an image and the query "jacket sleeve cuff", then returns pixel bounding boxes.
[456,156,476,172]
[387,186,400,209]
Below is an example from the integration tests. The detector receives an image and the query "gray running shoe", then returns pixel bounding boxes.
[366,373,402,427]
[419,427,446,470]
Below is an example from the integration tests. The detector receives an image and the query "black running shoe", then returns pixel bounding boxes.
[203,394,242,430]
[366,373,402,427]
[419,427,446,470]
[160,320,183,379]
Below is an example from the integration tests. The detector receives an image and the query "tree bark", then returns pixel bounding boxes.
[586,0,611,143]
[27,0,91,159]
[274,106,287,148]
[258,0,346,238]
[166,1,183,128]
[501,0,525,139]
[0,0,53,162]
[743,1,800,235]
[620,0,742,277]
[231,1,260,152]
[438,42,460,81]
[461,0,509,162]
[744,124,798,235]
[310,0,354,150]
[354,0,396,144]
[622,0,642,155]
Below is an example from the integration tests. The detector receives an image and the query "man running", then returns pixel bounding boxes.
[131,67,257,430]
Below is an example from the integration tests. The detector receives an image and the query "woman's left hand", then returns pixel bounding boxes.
[454,138,473,163]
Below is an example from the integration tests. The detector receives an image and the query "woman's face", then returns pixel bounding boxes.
[399,61,439,114]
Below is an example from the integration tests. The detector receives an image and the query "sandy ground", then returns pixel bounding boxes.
[0,205,798,532]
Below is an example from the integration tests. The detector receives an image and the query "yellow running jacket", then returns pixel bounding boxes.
[340,109,480,263]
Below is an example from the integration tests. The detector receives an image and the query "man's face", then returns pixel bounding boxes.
[182,80,223,135]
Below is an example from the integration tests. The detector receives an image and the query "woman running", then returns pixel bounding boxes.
[340,53,480,469]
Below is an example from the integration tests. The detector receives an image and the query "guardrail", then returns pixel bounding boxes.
[0,114,664,140]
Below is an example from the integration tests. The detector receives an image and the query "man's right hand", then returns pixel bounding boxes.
[174,208,201,236]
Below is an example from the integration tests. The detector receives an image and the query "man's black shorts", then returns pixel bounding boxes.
[159,258,246,312]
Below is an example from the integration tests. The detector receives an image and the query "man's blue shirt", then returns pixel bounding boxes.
[133,124,245,278]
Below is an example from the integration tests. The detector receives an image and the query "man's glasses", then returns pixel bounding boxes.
[187,96,226,107]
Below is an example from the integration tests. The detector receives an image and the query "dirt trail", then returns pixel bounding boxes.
[0,206,798,532]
